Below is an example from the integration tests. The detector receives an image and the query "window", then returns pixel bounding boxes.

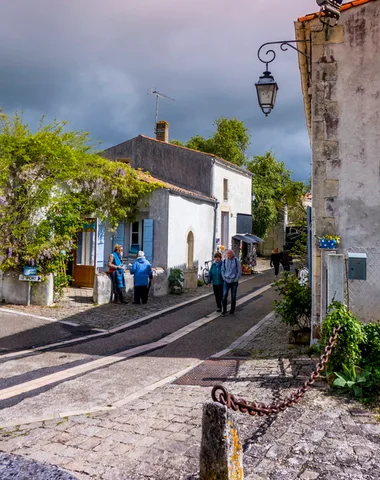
[223,179,228,201]
[221,212,229,248]
[76,219,96,266]
[131,221,139,245]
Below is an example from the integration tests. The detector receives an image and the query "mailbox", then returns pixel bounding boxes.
[347,253,367,280]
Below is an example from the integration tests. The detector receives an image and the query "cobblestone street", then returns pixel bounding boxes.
[1,311,379,479]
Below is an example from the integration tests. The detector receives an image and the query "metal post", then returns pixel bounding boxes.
[26,281,31,306]
[307,206,312,289]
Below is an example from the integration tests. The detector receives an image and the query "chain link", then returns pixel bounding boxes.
[211,325,340,416]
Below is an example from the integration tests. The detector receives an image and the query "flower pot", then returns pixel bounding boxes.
[319,238,337,249]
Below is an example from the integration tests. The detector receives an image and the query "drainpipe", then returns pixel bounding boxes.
[212,200,219,260]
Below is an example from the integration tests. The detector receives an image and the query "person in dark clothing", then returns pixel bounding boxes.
[221,249,242,315]
[207,252,224,312]
[270,247,282,278]
[281,245,292,272]
[130,251,153,304]
[108,244,127,303]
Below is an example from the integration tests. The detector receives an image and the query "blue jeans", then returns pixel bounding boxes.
[222,281,238,313]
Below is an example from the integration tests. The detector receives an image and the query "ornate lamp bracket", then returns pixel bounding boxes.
[257,40,311,71]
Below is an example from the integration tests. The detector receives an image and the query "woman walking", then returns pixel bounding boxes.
[207,252,224,312]
[270,247,282,279]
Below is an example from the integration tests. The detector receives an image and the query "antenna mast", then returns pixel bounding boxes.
[148,89,175,133]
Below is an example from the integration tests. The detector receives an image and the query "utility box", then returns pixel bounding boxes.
[347,253,367,280]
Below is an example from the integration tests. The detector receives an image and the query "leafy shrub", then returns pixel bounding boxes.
[361,323,380,366]
[168,268,184,294]
[333,364,372,398]
[321,303,380,402]
[320,302,365,373]
[274,272,311,330]
[361,323,380,395]
[197,279,204,287]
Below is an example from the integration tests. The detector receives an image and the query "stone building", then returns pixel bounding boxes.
[295,0,380,338]
[73,121,253,291]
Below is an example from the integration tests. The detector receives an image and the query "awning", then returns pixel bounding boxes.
[245,234,264,243]
[232,233,263,244]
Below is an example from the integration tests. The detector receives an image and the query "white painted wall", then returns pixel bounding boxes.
[212,162,252,248]
[167,194,215,274]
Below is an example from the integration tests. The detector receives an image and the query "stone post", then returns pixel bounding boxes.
[199,402,244,480]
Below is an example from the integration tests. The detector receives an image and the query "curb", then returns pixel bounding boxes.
[0,273,271,361]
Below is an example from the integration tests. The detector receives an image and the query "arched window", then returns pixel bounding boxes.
[187,231,194,268]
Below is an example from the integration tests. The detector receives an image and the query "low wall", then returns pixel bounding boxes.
[0,271,54,306]
[93,268,168,305]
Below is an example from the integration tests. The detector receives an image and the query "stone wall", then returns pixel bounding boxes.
[104,136,214,197]
[306,1,380,336]
[93,268,168,305]
[0,272,54,306]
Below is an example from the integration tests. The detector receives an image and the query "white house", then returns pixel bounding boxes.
[72,121,253,289]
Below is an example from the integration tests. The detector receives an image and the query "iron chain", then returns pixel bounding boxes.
[212,325,340,416]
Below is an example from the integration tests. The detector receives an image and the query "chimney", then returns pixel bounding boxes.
[155,120,169,143]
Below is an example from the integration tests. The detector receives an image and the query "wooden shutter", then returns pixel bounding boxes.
[143,219,154,263]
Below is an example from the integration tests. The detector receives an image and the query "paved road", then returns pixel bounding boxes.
[0,272,276,426]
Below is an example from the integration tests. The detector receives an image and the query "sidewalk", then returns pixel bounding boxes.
[1,310,379,479]
[0,258,272,330]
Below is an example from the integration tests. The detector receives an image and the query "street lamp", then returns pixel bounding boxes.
[255,40,311,116]
[255,70,278,117]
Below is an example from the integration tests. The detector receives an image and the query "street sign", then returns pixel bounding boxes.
[19,274,42,282]
[23,266,37,276]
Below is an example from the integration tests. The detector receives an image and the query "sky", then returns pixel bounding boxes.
[0,0,319,181]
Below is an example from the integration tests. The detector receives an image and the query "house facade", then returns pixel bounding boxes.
[73,122,252,287]
[295,0,380,338]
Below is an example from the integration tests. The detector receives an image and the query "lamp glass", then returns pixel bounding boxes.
[255,71,278,116]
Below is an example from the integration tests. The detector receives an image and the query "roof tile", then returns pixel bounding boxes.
[138,171,216,203]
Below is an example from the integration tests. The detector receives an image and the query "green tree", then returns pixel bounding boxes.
[0,112,160,277]
[247,152,305,239]
[171,117,250,166]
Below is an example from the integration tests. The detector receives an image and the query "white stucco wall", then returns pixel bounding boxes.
[167,194,215,274]
[212,162,252,248]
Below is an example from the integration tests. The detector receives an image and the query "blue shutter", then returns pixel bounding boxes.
[112,222,125,251]
[143,219,154,263]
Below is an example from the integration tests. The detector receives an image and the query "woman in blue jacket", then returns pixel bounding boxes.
[130,251,153,304]
[207,252,224,312]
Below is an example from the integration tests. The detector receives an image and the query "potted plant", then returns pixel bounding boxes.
[318,235,340,249]
[274,272,312,344]
[168,268,184,294]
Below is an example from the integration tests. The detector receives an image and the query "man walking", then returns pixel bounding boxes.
[221,249,241,315]
[280,244,292,272]
[130,251,153,304]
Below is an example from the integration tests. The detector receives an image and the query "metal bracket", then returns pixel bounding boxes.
[257,40,311,71]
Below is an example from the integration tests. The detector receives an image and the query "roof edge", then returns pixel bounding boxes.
[297,0,376,23]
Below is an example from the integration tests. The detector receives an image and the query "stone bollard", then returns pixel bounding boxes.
[199,402,244,480]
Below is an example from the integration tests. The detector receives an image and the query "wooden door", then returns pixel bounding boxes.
[73,219,97,288]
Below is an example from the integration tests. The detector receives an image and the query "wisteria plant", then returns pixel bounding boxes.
[0,111,161,293]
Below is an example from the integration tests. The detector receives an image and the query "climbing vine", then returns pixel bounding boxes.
[0,112,161,279]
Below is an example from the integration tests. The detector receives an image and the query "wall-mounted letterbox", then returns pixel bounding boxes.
[347,252,367,280]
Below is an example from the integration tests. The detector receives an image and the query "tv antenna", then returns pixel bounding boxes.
[148,88,175,132]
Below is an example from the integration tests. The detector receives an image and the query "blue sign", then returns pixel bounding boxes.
[23,266,37,276]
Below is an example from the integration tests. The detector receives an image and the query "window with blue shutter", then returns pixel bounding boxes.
[143,219,154,263]
[112,222,125,251]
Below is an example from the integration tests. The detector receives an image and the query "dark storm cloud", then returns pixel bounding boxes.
[0,0,319,180]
